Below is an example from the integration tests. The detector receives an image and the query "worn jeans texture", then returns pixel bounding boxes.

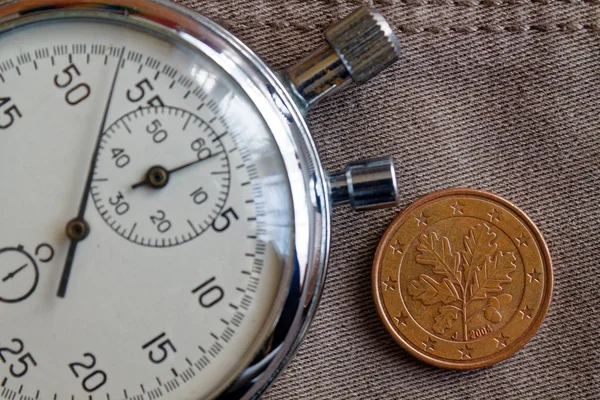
[180,1,599,398]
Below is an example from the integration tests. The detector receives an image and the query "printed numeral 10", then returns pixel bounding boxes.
[192,276,224,308]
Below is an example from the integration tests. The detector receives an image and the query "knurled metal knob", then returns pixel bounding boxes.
[285,6,400,109]
[324,7,400,85]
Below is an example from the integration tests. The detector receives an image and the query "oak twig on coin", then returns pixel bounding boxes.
[409,223,516,341]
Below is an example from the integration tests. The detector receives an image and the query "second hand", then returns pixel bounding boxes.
[56,46,127,298]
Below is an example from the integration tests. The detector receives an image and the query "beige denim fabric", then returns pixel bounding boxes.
[179,1,599,398]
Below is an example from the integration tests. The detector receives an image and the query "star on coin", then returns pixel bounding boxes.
[394,313,408,327]
[527,269,542,283]
[520,305,534,319]
[516,232,529,247]
[422,337,436,352]
[494,333,509,348]
[450,200,464,215]
[382,276,396,291]
[415,212,428,226]
[458,345,473,359]
[389,240,404,255]
[487,208,501,223]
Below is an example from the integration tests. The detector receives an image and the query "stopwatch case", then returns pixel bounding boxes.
[0,0,331,398]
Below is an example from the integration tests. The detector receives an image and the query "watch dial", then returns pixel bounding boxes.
[0,17,292,400]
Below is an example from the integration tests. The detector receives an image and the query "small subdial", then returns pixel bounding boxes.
[0,245,39,303]
[91,106,231,247]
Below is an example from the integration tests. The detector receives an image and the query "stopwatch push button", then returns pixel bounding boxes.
[328,156,398,211]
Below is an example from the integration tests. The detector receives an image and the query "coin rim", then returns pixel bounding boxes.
[372,188,553,369]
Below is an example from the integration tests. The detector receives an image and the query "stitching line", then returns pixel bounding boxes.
[319,0,600,5]
[398,23,600,32]
[217,19,600,33]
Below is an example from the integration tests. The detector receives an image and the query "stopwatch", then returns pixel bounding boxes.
[0,1,400,399]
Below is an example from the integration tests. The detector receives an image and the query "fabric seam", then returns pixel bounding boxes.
[318,0,599,6]
[221,19,600,34]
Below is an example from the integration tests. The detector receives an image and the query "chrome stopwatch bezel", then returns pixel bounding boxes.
[0,0,330,399]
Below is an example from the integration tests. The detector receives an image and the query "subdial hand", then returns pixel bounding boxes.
[2,264,28,282]
[56,46,126,298]
[131,152,224,190]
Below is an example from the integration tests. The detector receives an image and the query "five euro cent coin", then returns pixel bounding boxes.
[372,189,553,369]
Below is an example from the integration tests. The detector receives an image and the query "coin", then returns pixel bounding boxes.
[372,189,553,369]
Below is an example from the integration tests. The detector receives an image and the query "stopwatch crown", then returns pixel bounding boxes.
[324,6,400,84]
[285,6,400,109]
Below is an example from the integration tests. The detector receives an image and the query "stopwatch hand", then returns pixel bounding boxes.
[130,152,224,190]
[56,46,126,298]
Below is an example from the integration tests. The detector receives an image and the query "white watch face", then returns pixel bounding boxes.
[0,15,293,400]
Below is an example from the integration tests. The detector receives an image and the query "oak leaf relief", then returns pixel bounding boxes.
[416,233,462,284]
[433,305,460,334]
[471,252,517,300]
[408,275,459,305]
[409,223,516,341]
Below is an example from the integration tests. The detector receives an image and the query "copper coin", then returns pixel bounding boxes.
[372,189,553,369]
